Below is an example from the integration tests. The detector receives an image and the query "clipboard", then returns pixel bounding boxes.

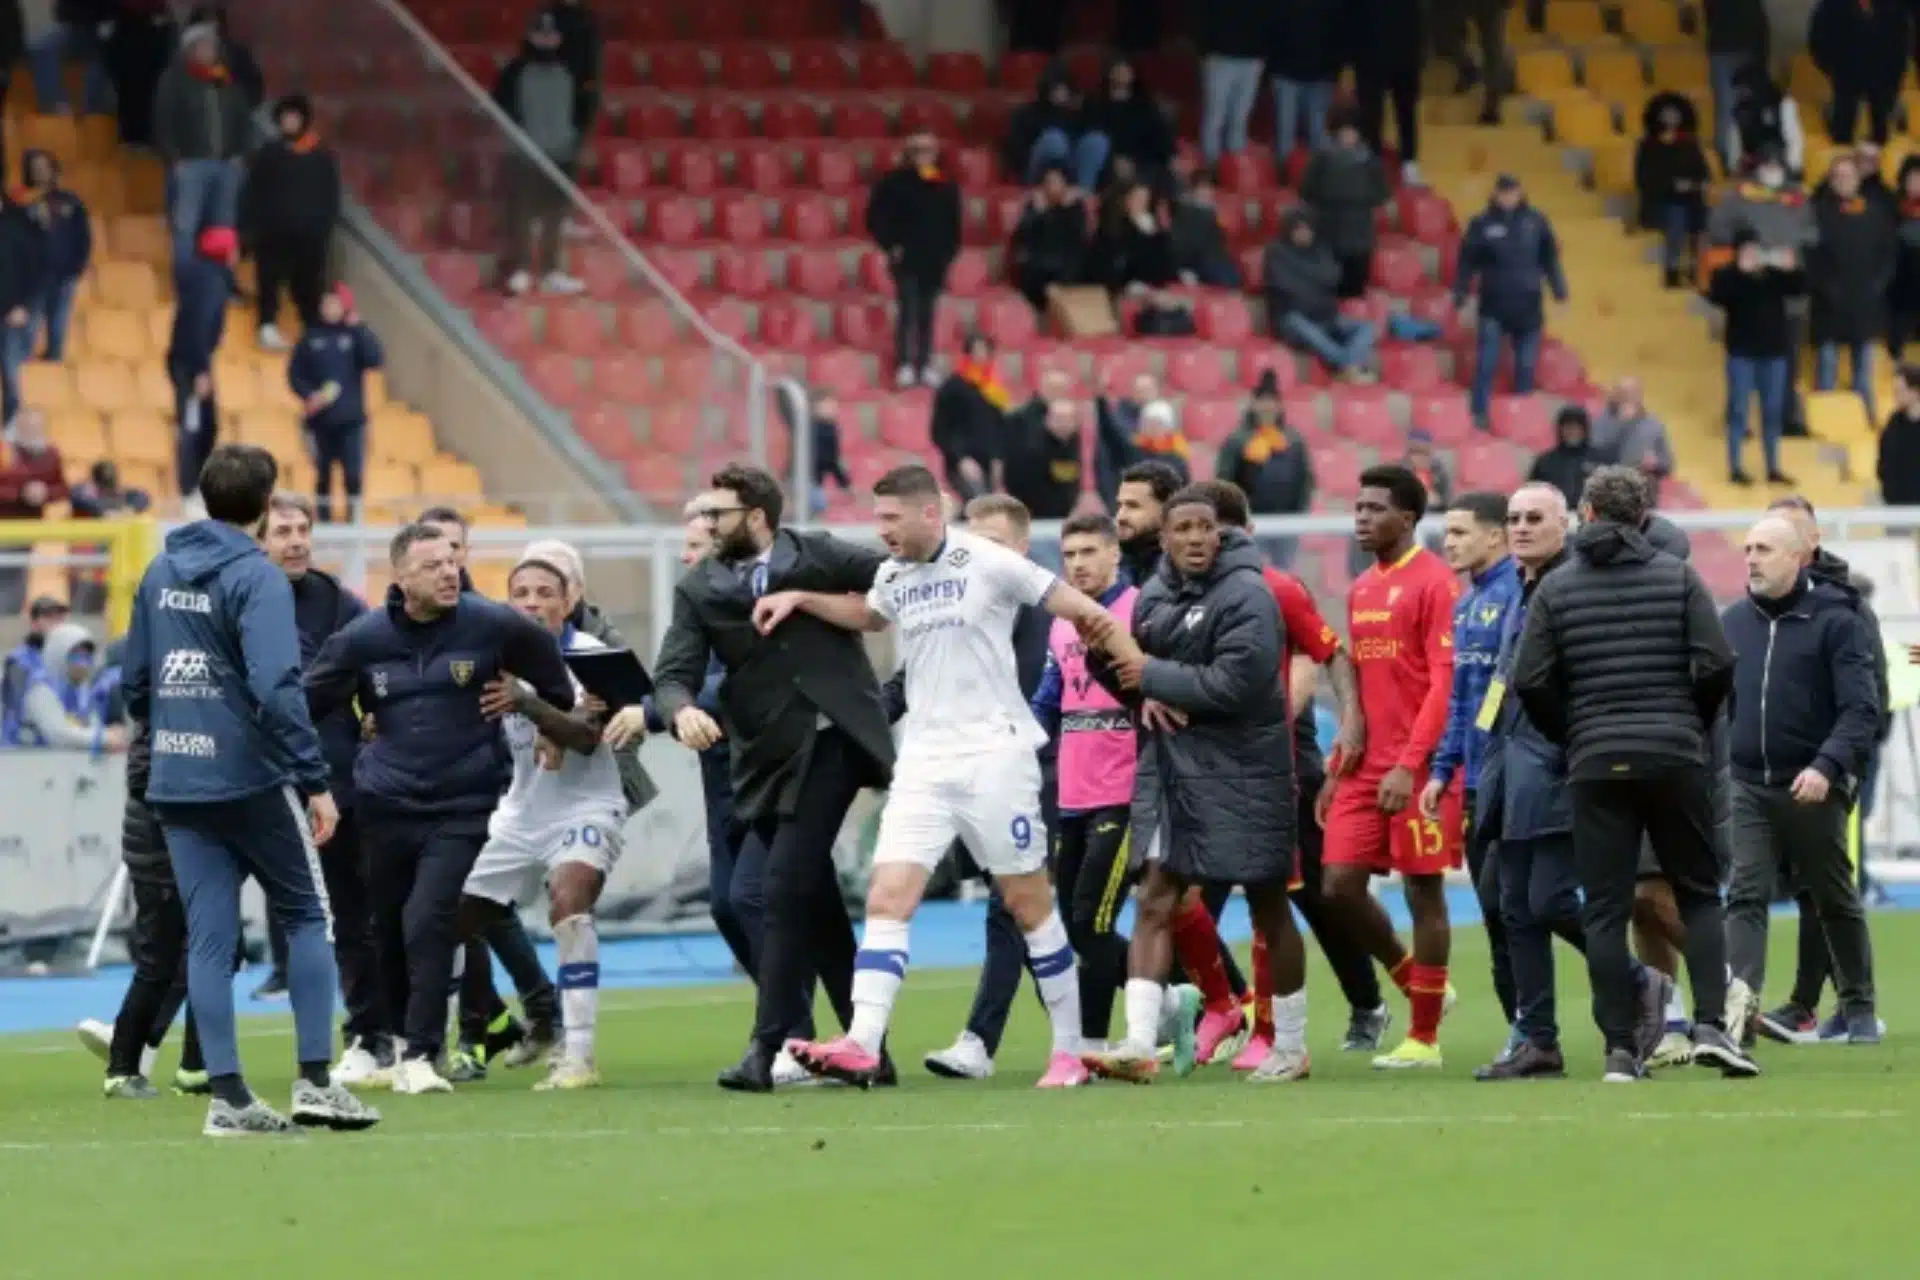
[563,648,654,710]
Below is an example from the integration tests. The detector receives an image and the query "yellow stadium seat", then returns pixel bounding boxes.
[48,411,107,460]
[1619,0,1683,43]
[212,360,264,411]
[468,505,527,529]
[19,114,79,164]
[419,458,483,503]
[237,411,302,454]
[372,412,435,464]
[364,371,389,412]
[110,216,169,266]
[93,260,160,310]
[1583,48,1647,96]
[1553,93,1619,146]
[469,562,512,599]
[1789,55,1829,106]
[1545,2,1608,42]
[1805,390,1874,441]
[116,458,172,499]
[134,364,174,412]
[77,115,119,165]
[145,307,174,352]
[123,160,165,218]
[362,464,421,523]
[1516,49,1576,96]
[1649,47,1709,91]
[106,411,173,469]
[80,360,145,414]
[83,308,148,362]
[67,164,126,219]
[21,363,75,411]
[1591,137,1637,195]
[277,456,317,496]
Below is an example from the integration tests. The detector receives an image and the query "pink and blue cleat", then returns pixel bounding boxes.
[784,1037,882,1088]
[1194,1006,1247,1067]
[1036,1052,1090,1088]
[1230,1031,1275,1072]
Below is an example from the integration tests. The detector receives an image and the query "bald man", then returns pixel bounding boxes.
[1719,515,1883,1046]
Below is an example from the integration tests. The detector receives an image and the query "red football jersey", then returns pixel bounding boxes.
[1346,546,1460,775]
[1263,565,1340,676]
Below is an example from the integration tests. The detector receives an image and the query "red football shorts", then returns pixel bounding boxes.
[1323,771,1464,876]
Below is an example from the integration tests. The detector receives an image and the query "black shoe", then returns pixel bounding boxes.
[1691,1023,1762,1077]
[1728,468,1754,486]
[1766,470,1796,486]
[872,1051,899,1088]
[1663,266,1683,289]
[1453,62,1483,95]
[1474,1041,1566,1080]
[1601,1048,1646,1082]
[1635,968,1674,1061]
[1845,1010,1883,1045]
[717,1043,775,1093]
[1477,106,1501,126]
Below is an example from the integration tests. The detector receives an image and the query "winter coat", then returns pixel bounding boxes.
[1878,406,1920,505]
[1479,547,1575,843]
[0,199,44,314]
[929,373,1005,492]
[1193,0,1276,58]
[1342,0,1423,72]
[1433,556,1522,794]
[151,56,253,163]
[1526,418,1596,508]
[1808,189,1895,345]
[1217,416,1314,514]
[1635,94,1712,230]
[1808,547,1891,743]
[1892,197,1920,314]
[1809,0,1908,91]
[121,721,172,885]
[1169,199,1232,279]
[1080,79,1174,176]
[1453,200,1568,333]
[288,321,385,432]
[1010,198,1089,284]
[1268,0,1342,82]
[867,163,962,282]
[1591,409,1676,479]
[1095,530,1296,883]
[1705,0,1770,57]
[1092,214,1177,291]
[1300,143,1391,258]
[1510,520,1735,780]
[288,567,367,811]
[1263,219,1342,329]
[492,43,590,166]
[544,0,604,117]
[1709,261,1805,359]
[1723,573,1881,789]
[1005,60,1085,176]
[243,134,342,241]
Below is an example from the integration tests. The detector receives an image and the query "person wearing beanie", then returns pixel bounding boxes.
[491,11,589,297]
[167,226,238,496]
[288,283,384,522]
[1216,370,1315,567]
[245,93,342,349]
[152,19,252,268]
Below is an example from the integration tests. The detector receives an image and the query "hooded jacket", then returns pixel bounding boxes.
[151,48,254,163]
[1004,61,1084,176]
[1079,65,1174,176]
[3,620,102,748]
[492,36,590,166]
[1809,183,1895,345]
[1809,0,1909,92]
[1722,571,1880,789]
[1708,256,1805,358]
[1527,418,1597,509]
[288,320,385,432]
[1878,404,1920,506]
[1299,142,1391,259]
[1262,213,1342,329]
[1268,0,1342,82]
[1635,93,1712,230]
[1511,518,1734,779]
[123,520,331,803]
[1453,198,1569,332]
[121,721,172,883]
[1217,412,1314,515]
[867,159,962,281]
[243,108,343,241]
[304,585,577,818]
[1432,556,1521,794]
[1093,530,1296,883]
[289,567,367,811]
[19,151,91,285]
[1010,193,1089,287]
[1809,546,1891,742]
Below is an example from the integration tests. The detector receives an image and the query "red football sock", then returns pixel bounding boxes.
[1172,901,1236,1014]
[1389,955,1415,997]
[1409,963,1449,1045]
[1251,929,1274,1036]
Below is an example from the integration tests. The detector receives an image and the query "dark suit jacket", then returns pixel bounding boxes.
[654,528,894,820]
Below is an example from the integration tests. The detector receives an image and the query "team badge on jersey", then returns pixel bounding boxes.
[946,547,971,569]
[371,671,387,698]
[451,660,474,686]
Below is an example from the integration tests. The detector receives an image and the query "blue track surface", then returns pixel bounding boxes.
[4,885,1914,1037]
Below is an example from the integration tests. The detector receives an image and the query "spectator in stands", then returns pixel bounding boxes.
[1007,60,1100,190]
[245,94,342,351]
[1,596,65,696]
[1299,108,1392,298]
[1727,64,1803,177]
[1195,0,1271,165]
[1634,93,1712,288]
[104,1,173,149]
[931,333,1010,501]
[152,19,252,269]
[0,174,44,424]
[0,5,18,174]
[1889,158,1920,358]
[1810,153,1895,421]
[1216,370,1314,566]
[1433,0,1506,126]
[167,226,237,499]
[1169,170,1239,288]
[70,459,150,518]
[0,617,123,750]
[1269,0,1341,154]
[869,132,962,389]
[1264,210,1377,380]
[1455,174,1568,423]
[1009,165,1088,315]
[543,0,603,136]
[1877,364,1920,506]
[1405,428,1453,512]
[1810,0,1907,147]
[492,11,589,299]
[19,151,88,364]
[0,407,65,518]
[806,389,851,516]
[1704,0,1770,166]
[1592,376,1675,501]
[1003,396,1089,525]
[1711,229,1804,485]
[1095,371,1189,499]
[289,284,384,523]
[186,6,261,107]
[1527,405,1597,510]
[29,1,114,119]
[1350,0,1425,185]
[1080,57,1173,188]
[1091,180,1176,295]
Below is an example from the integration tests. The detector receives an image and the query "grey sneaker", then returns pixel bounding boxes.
[290,1080,382,1131]
[1341,1005,1392,1052]
[1723,978,1759,1048]
[444,1047,487,1083]
[103,1074,160,1100]
[1691,1023,1762,1078]
[203,1098,302,1138]
[498,1023,558,1070]
[1601,1048,1646,1083]
[1844,1011,1883,1046]
[1634,968,1673,1060]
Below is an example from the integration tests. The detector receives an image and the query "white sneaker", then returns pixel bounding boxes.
[391,1058,453,1095]
[329,1041,383,1088]
[506,270,533,296]
[1246,1046,1311,1083]
[257,323,289,352]
[771,1047,813,1086]
[540,271,586,295]
[76,1018,111,1062]
[923,1031,995,1080]
[1724,977,1759,1047]
[1647,1030,1695,1070]
[918,365,939,386]
[894,365,916,390]
[290,1079,381,1130]
[1401,161,1423,186]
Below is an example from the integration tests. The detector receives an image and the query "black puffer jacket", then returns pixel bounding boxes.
[122,721,170,885]
[1510,519,1735,779]
[1810,547,1891,742]
[1094,530,1294,884]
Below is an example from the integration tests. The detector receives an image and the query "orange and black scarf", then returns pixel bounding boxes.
[1137,426,1190,460]
[188,58,231,85]
[956,357,1011,411]
[1239,422,1292,465]
[288,129,321,154]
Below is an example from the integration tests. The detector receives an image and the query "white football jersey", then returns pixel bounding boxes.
[490,629,626,838]
[867,527,1057,762]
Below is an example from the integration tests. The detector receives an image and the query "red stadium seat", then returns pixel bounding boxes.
[878,395,934,450]
[1457,441,1524,491]
[758,299,820,349]
[474,303,538,354]
[1534,340,1587,395]
[712,248,772,297]
[946,249,991,297]
[805,145,860,192]
[626,455,688,500]
[856,250,894,295]
[1407,389,1477,446]
[999,51,1049,93]
[1097,347,1158,394]
[831,101,890,139]
[788,248,847,296]
[1398,187,1457,245]
[1182,396,1243,444]
[898,97,961,139]
[643,196,702,243]
[1370,240,1428,295]
[666,148,720,195]
[1488,394,1553,449]
[1024,343,1084,390]
[951,146,996,189]
[646,45,708,90]
[691,99,752,139]
[595,353,658,403]
[574,406,635,459]
[1330,385,1398,448]
[835,300,890,350]
[735,143,792,193]
[782,193,837,242]
[858,45,920,90]
[714,194,767,243]
[649,403,703,452]
[703,298,753,343]
[926,51,989,92]
[1282,391,1327,434]
[1314,446,1363,496]
[618,300,680,349]
[606,143,652,195]
[1379,343,1443,392]
[790,44,855,90]
[545,301,609,356]
[1194,292,1253,342]
[622,99,684,139]
[760,97,824,139]
[811,349,873,397]
[976,294,1037,346]
[717,45,779,88]
[526,351,587,407]
[1165,346,1229,395]
[647,248,705,297]
[423,253,482,298]
[1217,148,1276,194]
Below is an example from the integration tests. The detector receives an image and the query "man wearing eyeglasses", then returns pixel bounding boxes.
[652,463,896,1092]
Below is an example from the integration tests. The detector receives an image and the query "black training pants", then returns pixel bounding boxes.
[255,228,329,329]
[320,809,387,1046]
[108,873,188,1077]
[1054,805,1136,1042]
[1571,767,1729,1053]
[1356,63,1421,163]
[363,809,489,1063]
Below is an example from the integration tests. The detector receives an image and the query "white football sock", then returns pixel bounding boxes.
[553,914,599,1064]
[1124,979,1163,1054]
[1665,984,1688,1029]
[139,1044,157,1078]
[848,918,911,1055]
[1270,989,1308,1055]
[1022,908,1081,1055]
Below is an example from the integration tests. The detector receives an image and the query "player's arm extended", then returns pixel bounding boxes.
[791,591,891,633]
[1396,583,1458,772]
[1042,580,1145,665]
[513,686,603,754]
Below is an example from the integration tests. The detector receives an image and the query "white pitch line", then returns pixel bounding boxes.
[0,1108,1903,1154]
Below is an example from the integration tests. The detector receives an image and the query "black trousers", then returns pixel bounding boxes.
[1570,767,1729,1053]
[746,728,879,1055]
[1434,0,1506,116]
[311,420,366,523]
[170,374,219,496]
[1465,787,1517,1025]
[501,154,568,278]
[1355,63,1421,163]
[891,265,941,373]
[1335,251,1373,300]
[362,809,489,1062]
[1053,805,1136,1042]
[320,810,387,1045]
[1499,833,1584,1048]
[1829,80,1896,146]
[256,228,329,329]
[457,914,558,1046]
[108,873,192,1076]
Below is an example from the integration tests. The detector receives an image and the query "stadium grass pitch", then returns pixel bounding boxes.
[1,915,1914,1278]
